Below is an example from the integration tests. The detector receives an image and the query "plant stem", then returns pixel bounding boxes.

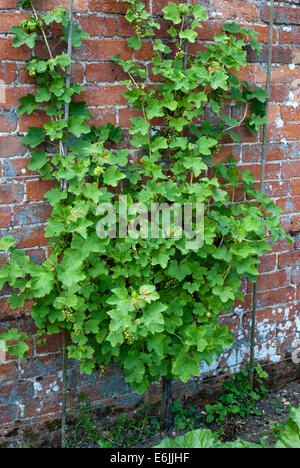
[32,2,53,59]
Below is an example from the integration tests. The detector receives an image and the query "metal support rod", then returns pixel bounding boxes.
[61,330,68,448]
[61,0,74,447]
[249,0,275,390]
[161,377,173,430]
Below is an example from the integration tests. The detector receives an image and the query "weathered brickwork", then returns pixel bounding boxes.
[0,0,299,445]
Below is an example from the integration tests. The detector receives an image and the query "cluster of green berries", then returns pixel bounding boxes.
[165,278,180,289]
[123,327,135,345]
[175,49,186,60]
[178,4,190,15]
[20,16,43,33]
[94,166,105,177]
[63,307,75,323]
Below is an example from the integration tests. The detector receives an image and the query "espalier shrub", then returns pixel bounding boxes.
[0,0,288,393]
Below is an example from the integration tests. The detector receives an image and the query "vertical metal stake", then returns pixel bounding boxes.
[249,0,275,390]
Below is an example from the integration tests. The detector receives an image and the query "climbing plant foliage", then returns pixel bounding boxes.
[0,0,288,393]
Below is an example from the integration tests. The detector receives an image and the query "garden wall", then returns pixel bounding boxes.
[0,0,299,446]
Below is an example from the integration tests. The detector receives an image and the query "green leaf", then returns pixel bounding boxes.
[28,150,47,170]
[251,87,269,103]
[162,2,182,24]
[35,87,51,103]
[68,115,90,137]
[191,5,207,20]
[128,37,142,50]
[169,137,188,150]
[172,353,200,382]
[129,117,150,136]
[168,117,188,132]
[222,22,242,34]
[103,166,126,187]
[21,127,45,148]
[18,95,38,115]
[62,21,90,47]
[42,6,67,25]
[179,29,198,43]
[9,341,29,359]
[275,406,300,448]
[10,25,36,48]
[0,236,15,251]
[183,157,207,177]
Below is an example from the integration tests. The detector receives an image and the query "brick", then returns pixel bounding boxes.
[256,65,300,84]
[13,203,52,226]
[36,0,88,11]
[77,15,116,37]
[293,48,300,64]
[0,363,18,385]
[89,108,117,127]
[291,179,300,195]
[35,334,62,355]
[0,12,29,33]
[0,86,36,111]
[0,63,17,84]
[19,112,49,133]
[240,163,281,181]
[78,86,127,106]
[20,354,62,379]
[0,184,24,204]
[242,144,288,163]
[117,16,137,38]
[12,225,48,248]
[0,381,34,405]
[0,207,11,228]
[89,0,129,13]
[276,197,300,213]
[2,157,33,179]
[0,297,32,321]
[0,404,18,424]
[278,27,300,44]
[267,123,300,141]
[262,180,290,198]
[0,0,18,8]
[261,5,300,25]
[0,113,17,132]
[0,38,31,61]
[291,214,300,232]
[26,180,56,202]
[246,45,292,64]
[282,161,300,179]
[257,271,290,291]
[74,39,131,61]
[258,254,277,273]
[278,250,300,269]
[291,268,300,284]
[86,63,128,83]
[280,105,300,122]
[257,287,295,308]
[212,0,260,22]
[24,394,63,419]
[25,247,46,265]
[134,41,154,61]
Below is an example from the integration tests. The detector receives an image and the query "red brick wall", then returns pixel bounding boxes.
[0,0,299,446]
